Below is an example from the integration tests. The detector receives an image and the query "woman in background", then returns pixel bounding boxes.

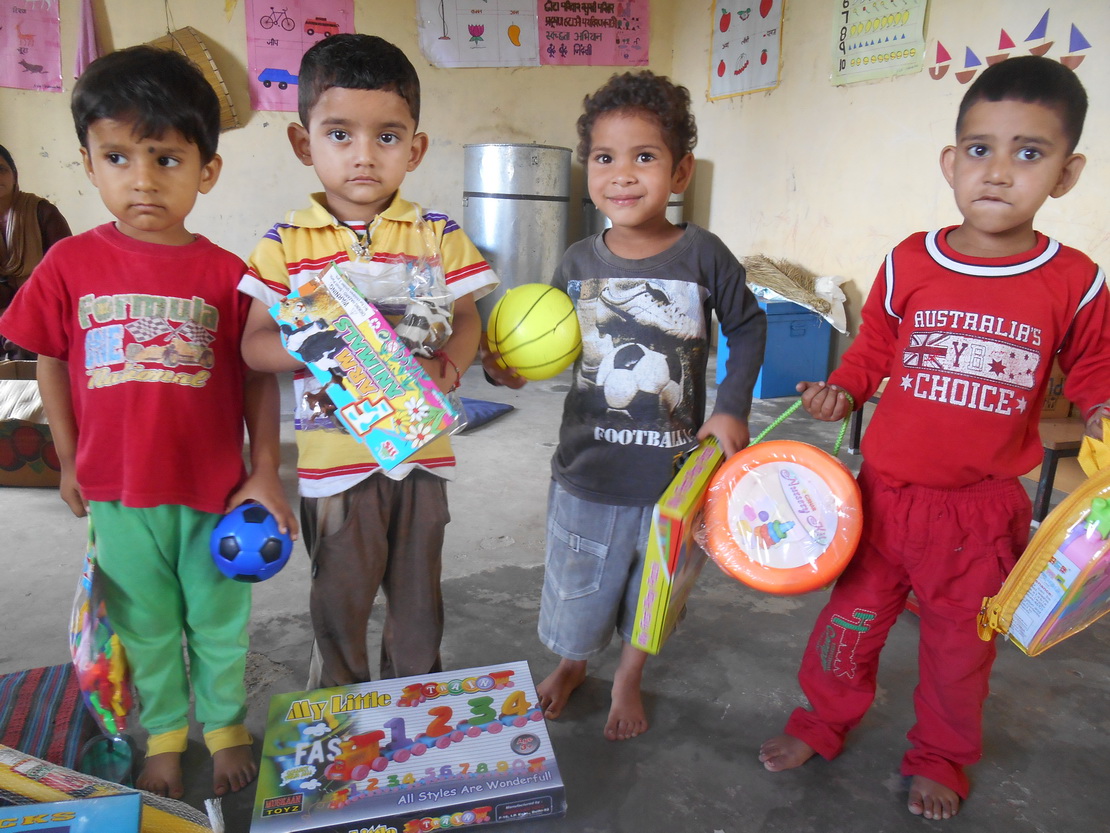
[0,143,72,359]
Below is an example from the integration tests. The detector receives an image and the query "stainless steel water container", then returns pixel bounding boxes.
[581,192,686,238]
[463,143,571,322]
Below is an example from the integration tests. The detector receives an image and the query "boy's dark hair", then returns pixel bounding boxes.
[297,34,421,127]
[576,70,697,168]
[957,55,1087,152]
[71,46,221,164]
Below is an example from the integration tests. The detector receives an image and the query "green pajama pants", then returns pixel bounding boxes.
[88,502,251,748]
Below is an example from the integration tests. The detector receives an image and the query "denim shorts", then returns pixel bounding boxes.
[537,480,653,660]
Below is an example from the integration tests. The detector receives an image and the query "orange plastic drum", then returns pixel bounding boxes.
[704,440,863,595]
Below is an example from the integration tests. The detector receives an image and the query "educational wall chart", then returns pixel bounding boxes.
[929,9,1094,85]
[418,1,647,68]
[538,0,648,66]
[245,0,353,112]
[708,0,785,100]
[418,0,539,68]
[0,0,62,93]
[830,0,927,86]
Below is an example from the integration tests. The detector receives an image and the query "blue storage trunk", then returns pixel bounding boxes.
[716,299,832,398]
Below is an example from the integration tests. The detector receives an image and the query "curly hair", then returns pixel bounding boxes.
[576,70,697,168]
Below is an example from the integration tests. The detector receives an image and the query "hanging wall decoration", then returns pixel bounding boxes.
[928,10,1094,86]
[709,0,784,100]
[245,0,354,112]
[148,27,241,130]
[0,0,63,93]
[830,0,927,87]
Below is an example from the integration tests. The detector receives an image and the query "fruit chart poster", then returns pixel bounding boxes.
[830,0,927,86]
[418,0,540,68]
[0,0,62,92]
[245,0,353,112]
[709,0,785,100]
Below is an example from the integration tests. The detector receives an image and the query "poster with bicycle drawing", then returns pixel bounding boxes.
[708,0,784,100]
[417,0,539,68]
[0,0,62,93]
[246,0,353,112]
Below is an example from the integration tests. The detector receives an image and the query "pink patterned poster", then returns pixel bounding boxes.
[0,1,63,92]
[539,0,648,66]
[245,0,353,113]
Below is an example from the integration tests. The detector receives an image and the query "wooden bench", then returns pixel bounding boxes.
[847,383,1085,524]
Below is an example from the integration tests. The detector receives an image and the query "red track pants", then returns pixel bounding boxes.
[785,464,1031,798]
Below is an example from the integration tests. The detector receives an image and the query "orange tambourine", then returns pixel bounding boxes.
[704,438,863,595]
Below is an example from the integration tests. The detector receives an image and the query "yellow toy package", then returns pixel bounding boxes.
[979,455,1110,656]
[632,439,724,655]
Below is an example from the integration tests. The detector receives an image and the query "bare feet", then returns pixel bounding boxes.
[908,775,960,820]
[759,734,816,772]
[537,659,587,720]
[604,644,649,741]
[213,744,258,795]
[136,751,184,799]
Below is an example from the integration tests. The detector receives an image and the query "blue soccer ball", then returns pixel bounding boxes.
[210,503,293,583]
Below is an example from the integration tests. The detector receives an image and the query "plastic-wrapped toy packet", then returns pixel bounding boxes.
[697,402,863,596]
[979,464,1110,655]
[68,522,135,784]
[337,207,467,431]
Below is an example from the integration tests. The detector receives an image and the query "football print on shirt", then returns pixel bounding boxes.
[569,276,705,448]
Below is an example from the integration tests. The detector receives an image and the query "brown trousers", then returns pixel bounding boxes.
[301,471,449,688]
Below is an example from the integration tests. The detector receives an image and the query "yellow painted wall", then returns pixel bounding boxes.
[0,0,677,258]
[3,0,1107,341]
[673,0,1110,331]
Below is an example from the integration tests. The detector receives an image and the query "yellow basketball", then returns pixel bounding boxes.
[487,283,581,381]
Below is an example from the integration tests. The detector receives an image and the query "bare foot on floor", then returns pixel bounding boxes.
[213,744,258,795]
[604,678,647,741]
[604,643,648,741]
[759,734,816,772]
[537,659,587,720]
[137,751,184,799]
[908,775,960,820]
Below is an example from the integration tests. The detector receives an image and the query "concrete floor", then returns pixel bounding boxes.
[3,361,1109,833]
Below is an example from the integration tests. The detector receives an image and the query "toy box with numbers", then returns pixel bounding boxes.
[250,660,565,832]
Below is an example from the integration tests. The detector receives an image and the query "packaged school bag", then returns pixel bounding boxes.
[978,419,1110,655]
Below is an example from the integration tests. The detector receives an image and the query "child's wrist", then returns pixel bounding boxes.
[432,350,462,393]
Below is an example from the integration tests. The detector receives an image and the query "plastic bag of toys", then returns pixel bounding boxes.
[340,206,454,358]
[69,522,135,783]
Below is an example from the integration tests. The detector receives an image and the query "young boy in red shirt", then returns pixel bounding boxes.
[760,56,1110,820]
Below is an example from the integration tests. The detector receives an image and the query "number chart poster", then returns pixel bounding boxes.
[831,0,927,86]
[418,0,539,68]
[709,0,784,100]
[246,0,353,112]
[538,0,649,67]
[0,0,62,93]
[250,661,566,832]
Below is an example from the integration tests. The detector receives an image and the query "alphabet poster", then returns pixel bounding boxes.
[708,0,784,100]
[245,0,354,112]
[0,0,62,93]
[830,0,927,86]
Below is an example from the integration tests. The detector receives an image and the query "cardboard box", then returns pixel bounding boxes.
[0,792,141,831]
[0,361,60,488]
[632,439,725,654]
[250,661,565,832]
[270,264,457,472]
[1042,358,1070,417]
